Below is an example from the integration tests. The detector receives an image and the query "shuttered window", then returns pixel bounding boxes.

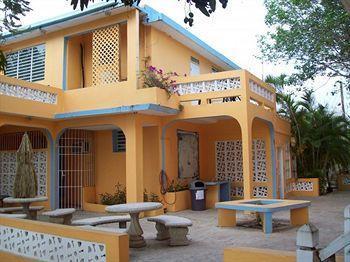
[5,44,45,82]
[112,130,126,152]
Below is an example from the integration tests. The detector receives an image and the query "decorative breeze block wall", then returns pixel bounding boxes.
[0,225,106,261]
[0,151,47,196]
[92,24,120,86]
[215,139,268,198]
[253,139,267,182]
[177,77,241,95]
[0,82,57,104]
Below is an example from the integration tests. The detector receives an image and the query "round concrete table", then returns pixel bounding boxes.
[106,202,163,248]
[3,196,48,220]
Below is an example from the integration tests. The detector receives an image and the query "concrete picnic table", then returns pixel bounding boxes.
[106,202,163,248]
[3,196,48,220]
[215,198,311,234]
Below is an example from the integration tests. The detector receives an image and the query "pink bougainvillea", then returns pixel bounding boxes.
[141,66,179,97]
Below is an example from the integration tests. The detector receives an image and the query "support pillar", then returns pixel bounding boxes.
[241,119,254,199]
[127,9,140,89]
[124,116,144,202]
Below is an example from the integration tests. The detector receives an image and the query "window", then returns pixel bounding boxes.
[5,44,45,82]
[112,129,126,152]
[190,56,200,76]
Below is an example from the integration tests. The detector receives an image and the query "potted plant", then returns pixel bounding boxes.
[164,180,190,212]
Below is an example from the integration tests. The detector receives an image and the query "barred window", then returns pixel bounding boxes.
[5,44,45,82]
[112,129,126,152]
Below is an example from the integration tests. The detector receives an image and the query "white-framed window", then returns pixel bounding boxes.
[5,44,46,82]
[190,56,200,76]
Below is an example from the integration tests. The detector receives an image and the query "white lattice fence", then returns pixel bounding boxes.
[177,77,241,95]
[0,225,106,261]
[0,151,47,196]
[92,24,120,86]
[0,82,57,104]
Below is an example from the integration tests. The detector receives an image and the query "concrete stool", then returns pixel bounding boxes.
[148,215,192,246]
[42,208,76,225]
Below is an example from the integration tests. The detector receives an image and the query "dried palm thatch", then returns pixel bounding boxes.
[13,133,38,198]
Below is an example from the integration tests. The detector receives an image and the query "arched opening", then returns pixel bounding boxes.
[0,125,49,200]
[160,116,244,205]
[57,125,126,209]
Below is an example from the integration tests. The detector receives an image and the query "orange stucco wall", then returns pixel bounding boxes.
[94,130,126,202]
[147,27,222,76]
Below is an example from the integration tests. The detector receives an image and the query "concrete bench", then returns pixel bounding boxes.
[0,213,27,219]
[0,206,44,220]
[72,215,130,229]
[42,208,76,225]
[78,225,127,234]
[147,215,192,246]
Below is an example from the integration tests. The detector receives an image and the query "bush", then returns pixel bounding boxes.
[143,189,161,202]
[167,180,189,192]
[100,183,126,205]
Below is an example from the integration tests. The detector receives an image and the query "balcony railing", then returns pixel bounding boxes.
[177,76,241,95]
[175,70,276,110]
[0,76,59,105]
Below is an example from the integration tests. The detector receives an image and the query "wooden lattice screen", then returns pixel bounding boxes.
[92,24,120,86]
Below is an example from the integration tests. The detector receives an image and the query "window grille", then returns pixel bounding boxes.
[5,44,45,82]
[112,130,126,152]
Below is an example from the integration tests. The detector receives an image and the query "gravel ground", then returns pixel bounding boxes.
[71,190,350,262]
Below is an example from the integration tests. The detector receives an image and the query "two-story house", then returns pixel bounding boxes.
[0,2,292,210]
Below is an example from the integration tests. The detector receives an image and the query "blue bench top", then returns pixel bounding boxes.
[215,199,311,213]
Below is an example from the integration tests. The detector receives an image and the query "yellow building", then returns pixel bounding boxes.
[0,3,295,211]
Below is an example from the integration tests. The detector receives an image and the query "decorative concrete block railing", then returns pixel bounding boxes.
[0,80,57,104]
[286,178,320,197]
[176,77,241,95]
[296,205,349,261]
[0,216,129,261]
[249,80,274,102]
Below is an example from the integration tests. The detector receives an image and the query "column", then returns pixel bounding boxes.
[124,116,144,202]
[127,9,140,88]
[241,119,254,199]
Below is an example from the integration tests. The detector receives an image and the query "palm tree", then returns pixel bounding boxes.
[277,90,350,193]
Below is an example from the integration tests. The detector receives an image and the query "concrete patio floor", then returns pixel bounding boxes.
[72,191,350,262]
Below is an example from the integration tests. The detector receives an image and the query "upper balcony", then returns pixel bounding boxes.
[175,70,276,115]
[0,70,277,121]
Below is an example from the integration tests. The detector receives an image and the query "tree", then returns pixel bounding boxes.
[277,90,350,193]
[70,0,229,26]
[259,0,350,87]
[0,0,31,71]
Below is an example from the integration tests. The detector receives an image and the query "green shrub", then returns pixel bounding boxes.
[99,183,126,205]
[167,180,189,192]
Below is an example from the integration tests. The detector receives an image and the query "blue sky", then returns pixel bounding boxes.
[19,0,347,113]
